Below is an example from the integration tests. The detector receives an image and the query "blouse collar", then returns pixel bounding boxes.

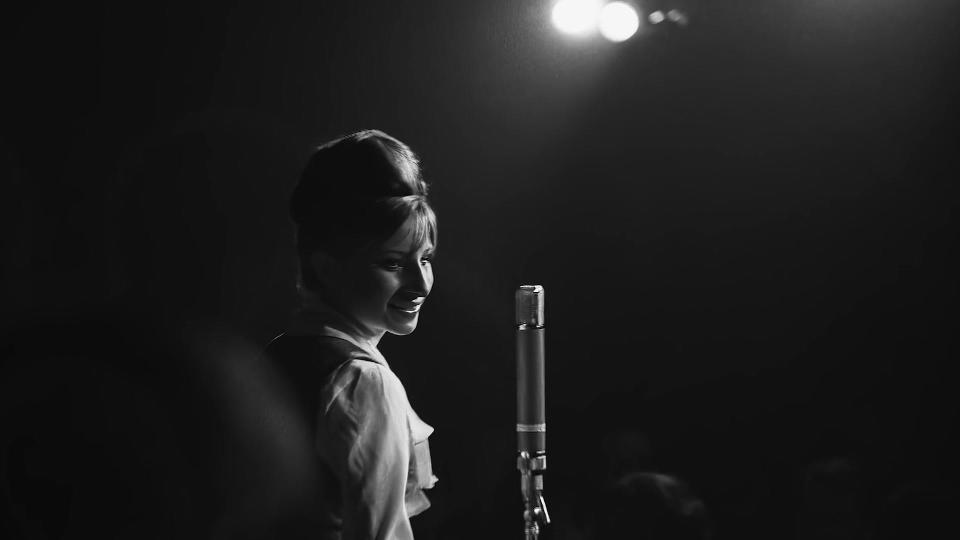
[288,293,389,368]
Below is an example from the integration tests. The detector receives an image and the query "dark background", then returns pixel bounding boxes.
[2,1,957,539]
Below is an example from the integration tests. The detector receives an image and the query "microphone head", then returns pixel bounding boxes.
[516,285,545,327]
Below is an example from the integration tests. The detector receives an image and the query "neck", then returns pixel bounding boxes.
[297,290,384,348]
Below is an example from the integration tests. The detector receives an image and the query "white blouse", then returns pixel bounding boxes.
[309,325,437,540]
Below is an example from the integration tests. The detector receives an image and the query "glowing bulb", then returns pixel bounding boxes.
[551,0,602,36]
[599,2,640,42]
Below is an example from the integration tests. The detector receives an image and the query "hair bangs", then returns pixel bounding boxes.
[378,195,437,252]
[409,198,438,252]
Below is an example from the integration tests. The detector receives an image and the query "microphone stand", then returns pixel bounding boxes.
[516,285,550,539]
[517,451,549,540]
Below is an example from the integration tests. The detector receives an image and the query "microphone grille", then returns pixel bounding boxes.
[516,285,545,326]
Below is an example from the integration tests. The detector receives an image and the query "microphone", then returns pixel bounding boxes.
[516,285,549,540]
[516,285,546,456]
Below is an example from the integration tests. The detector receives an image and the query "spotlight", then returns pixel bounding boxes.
[598,2,640,42]
[648,9,689,27]
[551,0,602,36]
[666,9,689,26]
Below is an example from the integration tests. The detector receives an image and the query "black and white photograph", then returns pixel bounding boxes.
[2,1,957,539]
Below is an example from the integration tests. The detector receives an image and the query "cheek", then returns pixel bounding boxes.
[425,267,435,293]
[363,271,401,304]
[341,270,387,309]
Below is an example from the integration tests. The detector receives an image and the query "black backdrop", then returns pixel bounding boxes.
[3,1,958,539]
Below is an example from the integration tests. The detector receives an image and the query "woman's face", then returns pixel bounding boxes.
[319,216,435,340]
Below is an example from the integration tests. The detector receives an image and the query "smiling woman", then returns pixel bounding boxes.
[262,130,439,540]
[312,214,435,338]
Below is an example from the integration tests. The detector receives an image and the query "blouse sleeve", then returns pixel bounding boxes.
[322,362,414,540]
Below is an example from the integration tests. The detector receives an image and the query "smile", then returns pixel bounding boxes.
[389,303,422,314]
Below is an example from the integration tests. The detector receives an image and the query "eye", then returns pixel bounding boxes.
[380,259,404,271]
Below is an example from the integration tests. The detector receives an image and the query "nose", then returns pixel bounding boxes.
[404,260,433,297]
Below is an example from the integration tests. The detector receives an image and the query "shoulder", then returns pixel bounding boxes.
[328,359,408,413]
[264,333,371,379]
[264,333,358,364]
[263,333,409,416]
[321,360,411,456]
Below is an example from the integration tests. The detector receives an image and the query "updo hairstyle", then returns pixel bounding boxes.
[290,129,437,293]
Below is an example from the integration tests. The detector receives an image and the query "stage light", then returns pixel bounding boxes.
[599,2,640,42]
[666,9,689,26]
[551,0,602,36]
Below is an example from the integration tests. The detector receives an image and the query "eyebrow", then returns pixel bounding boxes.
[380,246,435,257]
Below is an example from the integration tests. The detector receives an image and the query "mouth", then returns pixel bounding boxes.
[388,301,423,314]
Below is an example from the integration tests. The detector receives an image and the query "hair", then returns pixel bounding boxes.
[289,129,437,292]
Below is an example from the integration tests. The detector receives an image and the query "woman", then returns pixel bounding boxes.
[264,129,438,540]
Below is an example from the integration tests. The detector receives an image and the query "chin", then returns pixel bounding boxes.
[386,315,420,336]
[387,323,418,336]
